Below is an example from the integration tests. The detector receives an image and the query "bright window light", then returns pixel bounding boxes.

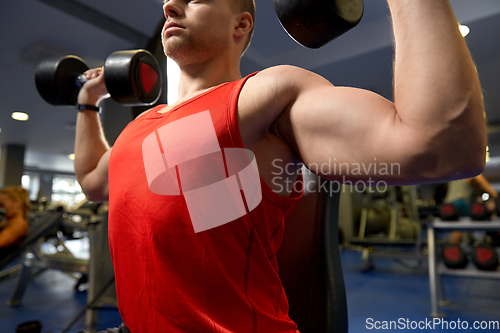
[459,25,470,37]
[68,154,75,160]
[21,175,30,189]
[12,112,29,121]
[167,57,180,105]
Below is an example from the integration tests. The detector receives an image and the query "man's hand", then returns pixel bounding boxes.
[77,68,110,107]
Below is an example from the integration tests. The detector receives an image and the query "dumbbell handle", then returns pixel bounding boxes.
[75,74,88,88]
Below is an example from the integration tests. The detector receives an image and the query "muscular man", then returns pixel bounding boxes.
[74,0,486,331]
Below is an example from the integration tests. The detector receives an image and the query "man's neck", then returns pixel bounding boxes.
[175,53,242,105]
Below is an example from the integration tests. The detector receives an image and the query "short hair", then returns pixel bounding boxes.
[0,186,30,219]
[231,0,256,54]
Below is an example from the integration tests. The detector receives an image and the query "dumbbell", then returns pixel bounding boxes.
[471,244,499,271]
[439,203,460,221]
[35,49,162,107]
[470,202,491,221]
[442,243,468,269]
[273,0,364,48]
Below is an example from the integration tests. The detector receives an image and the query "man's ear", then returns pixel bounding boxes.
[233,12,253,39]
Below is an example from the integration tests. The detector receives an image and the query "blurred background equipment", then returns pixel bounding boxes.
[0,199,117,332]
[349,186,425,272]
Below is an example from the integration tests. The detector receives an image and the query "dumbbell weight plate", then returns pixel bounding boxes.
[439,203,460,221]
[272,0,364,48]
[35,56,89,106]
[471,202,491,221]
[471,245,499,271]
[442,243,468,269]
[104,50,162,106]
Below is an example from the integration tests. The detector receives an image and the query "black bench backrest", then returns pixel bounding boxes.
[277,176,348,333]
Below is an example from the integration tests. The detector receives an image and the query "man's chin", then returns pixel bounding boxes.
[164,41,187,59]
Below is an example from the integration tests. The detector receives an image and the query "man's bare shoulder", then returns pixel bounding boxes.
[238,65,336,138]
[247,65,325,88]
[240,66,325,120]
[238,66,298,136]
[242,65,335,107]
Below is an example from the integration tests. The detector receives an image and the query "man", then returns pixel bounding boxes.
[74,0,486,331]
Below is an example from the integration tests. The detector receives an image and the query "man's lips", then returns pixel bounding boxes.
[164,22,185,35]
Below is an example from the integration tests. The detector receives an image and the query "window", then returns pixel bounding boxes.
[21,173,41,201]
[167,56,180,105]
[51,176,86,209]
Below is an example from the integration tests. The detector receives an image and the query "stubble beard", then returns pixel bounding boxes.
[163,32,230,67]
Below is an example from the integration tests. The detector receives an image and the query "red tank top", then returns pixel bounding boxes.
[108,73,303,332]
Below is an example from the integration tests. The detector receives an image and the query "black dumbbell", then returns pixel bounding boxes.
[35,49,162,107]
[471,244,499,271]
[470,202,491,221]
[442,243,468,269]
[273,0,364,48]
[439,203,460,221]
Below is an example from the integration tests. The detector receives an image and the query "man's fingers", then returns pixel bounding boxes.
[84,68,104,80]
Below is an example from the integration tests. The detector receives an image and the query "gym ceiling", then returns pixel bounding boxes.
[1,0,500,175]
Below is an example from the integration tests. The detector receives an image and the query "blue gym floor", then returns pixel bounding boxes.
[1,249,499,332]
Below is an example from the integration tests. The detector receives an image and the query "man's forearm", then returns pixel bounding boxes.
[387,0,486,174]
[74,110,110,184]
[389,0,482,116]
